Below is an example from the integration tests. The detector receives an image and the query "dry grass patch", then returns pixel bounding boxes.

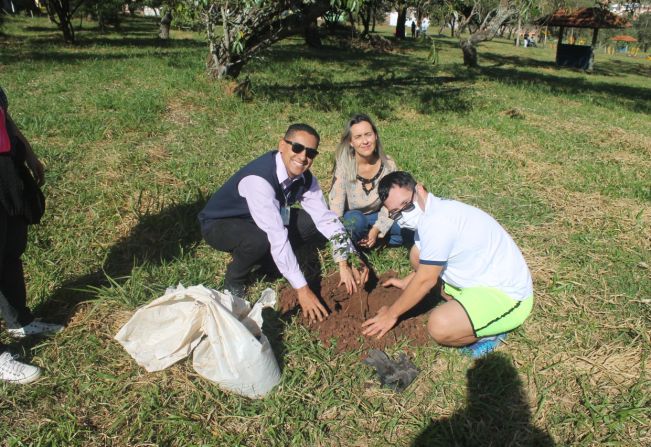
[164,96,203,127]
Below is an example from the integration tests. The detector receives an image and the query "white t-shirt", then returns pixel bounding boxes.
[415,194,533,301]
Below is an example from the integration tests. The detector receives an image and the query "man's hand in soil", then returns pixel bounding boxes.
[362,305,398,339]
[296,286,328,322]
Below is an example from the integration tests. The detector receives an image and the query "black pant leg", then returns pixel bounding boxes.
[288,208,326,247]
[0,208,33,326]
[288,209,327,284]
[202,218,270,292]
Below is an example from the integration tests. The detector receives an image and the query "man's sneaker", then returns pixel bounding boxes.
[0,352,42,384]
[7,320,64,339]
[460,333,507,359]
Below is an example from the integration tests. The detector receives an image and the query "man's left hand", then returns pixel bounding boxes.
[362,305,398,339]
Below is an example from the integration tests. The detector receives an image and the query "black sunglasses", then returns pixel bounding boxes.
[388,188,416,220]
[284,139,319,159]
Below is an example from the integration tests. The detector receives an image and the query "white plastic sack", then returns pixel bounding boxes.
[114,285,280,399]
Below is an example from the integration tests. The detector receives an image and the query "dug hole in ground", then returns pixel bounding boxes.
[278,271,439,353]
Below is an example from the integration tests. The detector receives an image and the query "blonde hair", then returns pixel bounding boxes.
[333,114,388,184]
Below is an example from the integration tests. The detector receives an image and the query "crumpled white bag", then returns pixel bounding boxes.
[114,284,280,399]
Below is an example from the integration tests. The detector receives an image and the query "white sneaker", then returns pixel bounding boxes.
[7,320,64,339]
[0,352,42,384]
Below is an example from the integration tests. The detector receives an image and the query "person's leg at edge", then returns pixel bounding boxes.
[202,218,271,295]
[410,244,490,348]
[0,209,62,338]
[427,301,478,347]
[0,210,34,328]
[0,344,42,384]
[431,284,534,357]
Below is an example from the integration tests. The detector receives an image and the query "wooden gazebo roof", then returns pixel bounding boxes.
[611,35,637,42]
[533,7,631,29]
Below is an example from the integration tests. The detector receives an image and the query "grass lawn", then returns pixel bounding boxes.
[1,15,649,446]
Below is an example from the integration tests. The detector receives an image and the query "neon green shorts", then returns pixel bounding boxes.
[444,283,533,338]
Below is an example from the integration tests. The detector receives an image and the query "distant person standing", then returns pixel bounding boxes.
[421,19,429,37]
[0,86,63,384]
[411,20,416,39]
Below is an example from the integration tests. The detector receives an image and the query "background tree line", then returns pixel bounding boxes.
[2,0,649,70]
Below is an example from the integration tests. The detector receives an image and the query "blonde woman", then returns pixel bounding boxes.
[329,114,413,249]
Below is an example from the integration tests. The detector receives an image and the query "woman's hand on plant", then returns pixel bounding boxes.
[338,262,358,294]
[353,259,369,287]
[359,226,380,248]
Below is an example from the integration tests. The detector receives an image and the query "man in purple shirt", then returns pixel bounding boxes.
[199,123,367,322]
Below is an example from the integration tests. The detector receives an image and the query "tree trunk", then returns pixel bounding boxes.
[360,4,371,36]
[207,41,245,79]
[515,16,521,46]
[45,0,85,43]
[371,6,376,33]
[25,0,40,15]
[450,17,456,37]
[159,11,172,39]
[63,22,74,42]
[304,16,321,47]
[205,1,332,80]
[395,6,407,39]
[458,2,518,68]
[460,40,478,67]
[347,10,356,36]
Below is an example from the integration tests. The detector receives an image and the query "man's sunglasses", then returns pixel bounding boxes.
[388,188,416,220]
[284,139,319,159]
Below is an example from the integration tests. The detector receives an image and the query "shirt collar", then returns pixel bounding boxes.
[275,151,303,188]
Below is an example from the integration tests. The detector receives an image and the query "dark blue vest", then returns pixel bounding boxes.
[198,151,313,232]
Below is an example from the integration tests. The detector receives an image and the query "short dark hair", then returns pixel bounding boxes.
[285,123,320,146]
[378,171,416,203]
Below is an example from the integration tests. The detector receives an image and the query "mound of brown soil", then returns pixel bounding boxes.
[278,272,440,353]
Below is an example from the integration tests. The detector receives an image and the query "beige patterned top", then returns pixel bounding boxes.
[328,156,398,237]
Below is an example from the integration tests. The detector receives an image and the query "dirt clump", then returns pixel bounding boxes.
[278,272,439,353]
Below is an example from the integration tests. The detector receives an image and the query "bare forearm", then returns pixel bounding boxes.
[388,273,438,319]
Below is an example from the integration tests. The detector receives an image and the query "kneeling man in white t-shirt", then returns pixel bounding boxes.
[362,171,534,358]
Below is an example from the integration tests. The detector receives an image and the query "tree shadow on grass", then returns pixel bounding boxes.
[1,47,202,67]
[261,307,287,372]
[74,36,204,49]
[253,45,474,118]
[413,352,555,447]
[592,58,651,78]
[21,15,158,35]
[446,62,651,115]
[481,52,558,70]
[481,51,651,78]
[32,197,206,323]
